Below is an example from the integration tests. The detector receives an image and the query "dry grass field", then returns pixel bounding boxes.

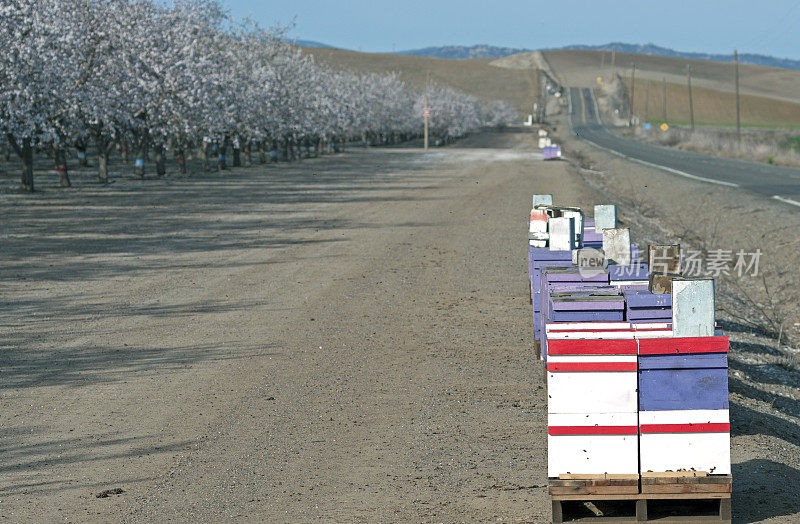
[302,47,539,117]
[539,49,800,105]
[305,46,800,128]
[626,77,800,128]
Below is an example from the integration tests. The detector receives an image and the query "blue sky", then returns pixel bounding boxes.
[222,0,800,59]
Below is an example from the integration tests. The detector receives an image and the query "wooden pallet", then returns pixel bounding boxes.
[641,472,732,494]
[551,474,732,522]
[549,474,640,496]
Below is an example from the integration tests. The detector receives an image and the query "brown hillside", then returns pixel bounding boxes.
[538,49,800,104]
[627,77,800,128]
[302,47,539,116]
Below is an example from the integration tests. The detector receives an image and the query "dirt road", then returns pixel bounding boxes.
[1,130,595,521]
[3,128,800,522]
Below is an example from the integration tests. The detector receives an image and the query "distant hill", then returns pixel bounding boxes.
[293,39,337,49]
[395,42,800,71]
[396,44,532,59]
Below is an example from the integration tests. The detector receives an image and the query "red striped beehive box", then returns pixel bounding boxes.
[547,337,639,477]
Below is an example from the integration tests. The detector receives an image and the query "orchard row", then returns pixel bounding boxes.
[0,0,517,191]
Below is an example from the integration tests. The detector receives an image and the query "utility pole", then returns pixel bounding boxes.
[537,69,543,123]
[611,49,616,75]
[629,63,636,125]
[644,80,650,122]
[686,65,695,130]
[662,77,667,124]
[424,72,430,150]
[734,49,741,141]
[424,94,429,151]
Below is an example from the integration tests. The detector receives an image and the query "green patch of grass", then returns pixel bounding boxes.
[786,137,800,151]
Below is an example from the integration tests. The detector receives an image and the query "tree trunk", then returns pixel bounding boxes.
[232,146,241,167]
[177,148,187,174]
[155,148,166,176]
[134,146,146,179]
[98,151,108,183]
[55,147,71,187]
[258,142,266,164]
[21,142,34,191]
[202,142,210,171]
[244,144,252,167]
[76,142,88,167]
[218,139,228,171]
[94,132,110,183]
[121,144,129,163]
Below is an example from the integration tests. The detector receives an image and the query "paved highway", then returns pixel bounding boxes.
[569,87,800,207]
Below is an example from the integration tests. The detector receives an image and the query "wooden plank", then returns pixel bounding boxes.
[552,500,563,523]
[549,485,640,495]
[641,471,708,478]
[559,473,640,480]
[720,498,732,520]
[641,483,732,494]
[648,244,681,274]
[641,475,730,484]
[551,479,639,487]
[636,499,647,522]
[649,273,679,294]
[551,492,731,501]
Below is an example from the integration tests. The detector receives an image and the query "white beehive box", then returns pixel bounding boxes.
[547,356,638,413]
[672,279,716,337]
[548,412,639,476]
[602,228,632,265]
[639,409,731,475]
[549,217,576,251]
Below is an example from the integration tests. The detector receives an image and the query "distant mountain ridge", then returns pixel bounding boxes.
[392,43,800,71]
[294,39,337,49]
[396,44,532,59]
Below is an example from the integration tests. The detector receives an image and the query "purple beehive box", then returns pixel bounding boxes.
[623,289,673,322]
[608,263,649,281]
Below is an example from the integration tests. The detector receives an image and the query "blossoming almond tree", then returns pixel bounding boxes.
[0,0,517,191]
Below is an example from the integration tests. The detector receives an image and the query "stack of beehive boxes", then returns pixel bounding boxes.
[638,279,731,490]
[529,197,731,497]
[546,329,640,487]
